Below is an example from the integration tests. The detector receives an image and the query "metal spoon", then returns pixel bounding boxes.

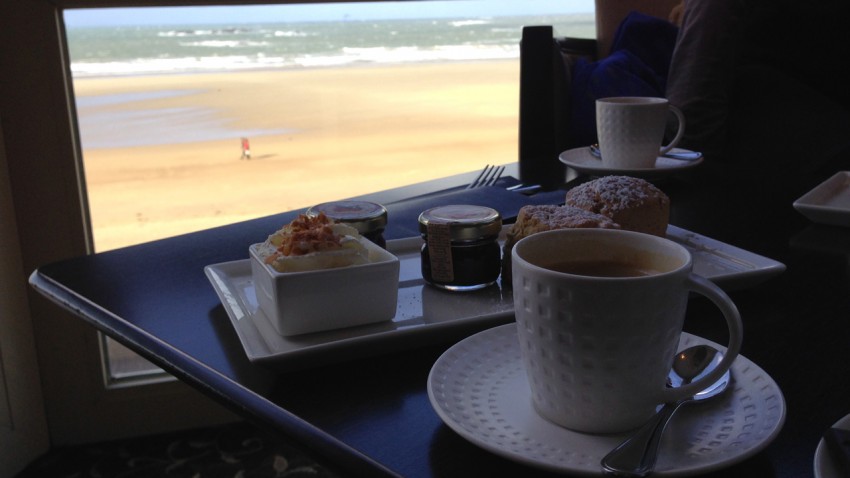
[601,345,732,477]
[589,143,703,162]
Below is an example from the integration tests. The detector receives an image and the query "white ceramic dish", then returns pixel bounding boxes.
[249,239,399,336]
[559,146,703,180]
[427,324,786,476]
[205,226,784,368]
[793,171,850,227]
[814,413,850,478]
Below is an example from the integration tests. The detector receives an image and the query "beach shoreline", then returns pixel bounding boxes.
[76,60,521,251]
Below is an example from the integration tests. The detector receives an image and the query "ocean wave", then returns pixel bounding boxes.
[337,45,516,64]
[449,19,492,27]
[158,27,254,37]
[180,40,272,48]
[272,30,309,38]
[71,44,520,77]
[71,55,286,77]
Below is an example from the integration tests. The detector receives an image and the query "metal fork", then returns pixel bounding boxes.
[466,164,504,189]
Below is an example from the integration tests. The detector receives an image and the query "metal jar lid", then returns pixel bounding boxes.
[418,205,502,242]
[307,200,388,234]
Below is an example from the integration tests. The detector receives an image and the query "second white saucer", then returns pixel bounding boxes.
[559,146,703,179]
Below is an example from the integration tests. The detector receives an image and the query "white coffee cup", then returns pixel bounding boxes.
[596,96,685,169]
[511,229,742,434]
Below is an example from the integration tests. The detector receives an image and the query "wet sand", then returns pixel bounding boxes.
[75,61,520,251]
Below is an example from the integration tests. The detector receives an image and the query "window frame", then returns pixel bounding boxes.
[1,0,353,447]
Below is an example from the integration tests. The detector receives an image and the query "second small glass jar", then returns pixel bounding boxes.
[306,200,388,249]
[418,204,502,291]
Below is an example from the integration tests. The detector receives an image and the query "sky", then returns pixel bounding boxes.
[64,0,595,27]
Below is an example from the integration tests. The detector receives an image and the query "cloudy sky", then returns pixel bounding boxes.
[64,0,595,27]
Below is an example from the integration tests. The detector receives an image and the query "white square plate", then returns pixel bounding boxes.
[205,225,785,370]
[794,171,850,227]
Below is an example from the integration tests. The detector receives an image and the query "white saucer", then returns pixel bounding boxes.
[559,146,703,179]
[814,413,850,478]
[427,324,786,476]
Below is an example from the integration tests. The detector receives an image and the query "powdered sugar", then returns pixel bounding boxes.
[566,176,666,215]
[524,205,620,229]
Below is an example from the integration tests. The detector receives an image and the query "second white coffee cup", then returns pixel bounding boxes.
[596,96,685,169]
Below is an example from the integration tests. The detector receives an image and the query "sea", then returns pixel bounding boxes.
[65,14,595,78]
[66,14,594,149]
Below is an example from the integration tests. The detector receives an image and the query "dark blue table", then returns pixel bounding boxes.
[30,163,850,477]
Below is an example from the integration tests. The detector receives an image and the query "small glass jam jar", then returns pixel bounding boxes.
[306,200,388,249]
[418,204,502,291]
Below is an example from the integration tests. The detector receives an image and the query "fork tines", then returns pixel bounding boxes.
[467,165,504,189]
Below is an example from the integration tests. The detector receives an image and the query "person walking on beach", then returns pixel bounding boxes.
[240,137,251,160]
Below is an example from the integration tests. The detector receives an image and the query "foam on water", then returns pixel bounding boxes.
[66,14,595,77]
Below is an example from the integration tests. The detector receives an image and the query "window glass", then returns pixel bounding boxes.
[63,1,594,381]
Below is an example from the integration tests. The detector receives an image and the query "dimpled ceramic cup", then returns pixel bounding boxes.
[511,229,742,434]
[596,96,685,169]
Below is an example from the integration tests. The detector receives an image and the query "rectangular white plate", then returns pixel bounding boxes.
[793,171,850,227]
[205,225,785,368]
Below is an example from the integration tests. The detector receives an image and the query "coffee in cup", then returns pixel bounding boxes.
[545,258,660,277]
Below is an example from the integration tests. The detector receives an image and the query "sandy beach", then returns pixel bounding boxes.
[76,60,520,251]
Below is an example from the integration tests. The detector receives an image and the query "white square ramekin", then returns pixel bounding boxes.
[249,239,399,336]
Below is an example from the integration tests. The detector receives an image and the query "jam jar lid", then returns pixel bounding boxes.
[418,205,502,242]
[307,200,388,234]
